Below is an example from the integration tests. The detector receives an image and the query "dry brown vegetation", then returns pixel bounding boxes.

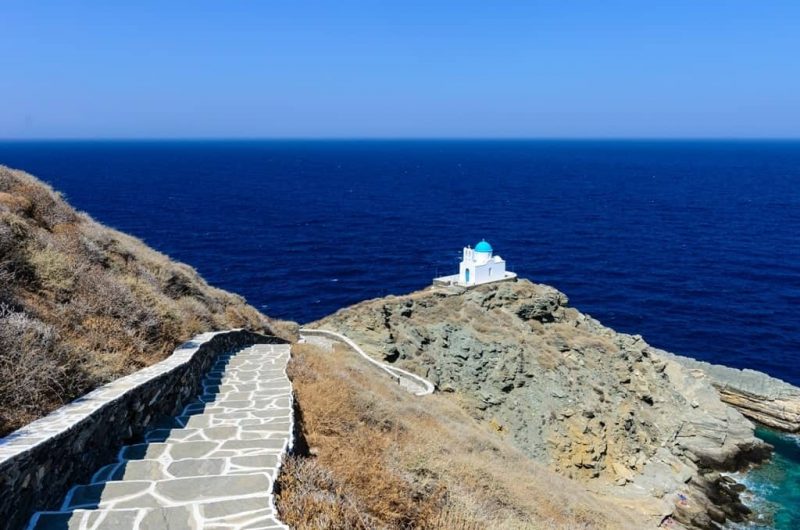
[0,166,293,436]
[277,342,644,530]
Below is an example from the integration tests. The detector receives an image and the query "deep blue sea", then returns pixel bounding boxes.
[1,140,797,383]
[1,140,799,526]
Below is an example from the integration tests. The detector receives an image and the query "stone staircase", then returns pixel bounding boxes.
[27,343,292,530]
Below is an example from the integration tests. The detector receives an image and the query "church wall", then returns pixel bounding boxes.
[473,259,506,285]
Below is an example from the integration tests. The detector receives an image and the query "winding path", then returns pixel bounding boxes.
[299,328,435,396]
[27,343,292,530]
[22,329,430,529]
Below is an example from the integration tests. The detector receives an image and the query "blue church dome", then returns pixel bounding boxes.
[474,240,493,253]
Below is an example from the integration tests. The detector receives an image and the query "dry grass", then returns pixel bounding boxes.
[0,166,295,435]
[276,343,643,530]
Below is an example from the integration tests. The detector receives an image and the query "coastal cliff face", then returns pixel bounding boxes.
[314,279,773,529]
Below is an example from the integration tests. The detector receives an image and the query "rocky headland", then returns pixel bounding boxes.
[655,349,800,433]
[311,278,793,529]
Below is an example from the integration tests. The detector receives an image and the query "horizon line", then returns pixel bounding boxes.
[1,137,800,142]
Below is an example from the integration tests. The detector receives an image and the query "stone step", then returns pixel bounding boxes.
[211,360,287,369]
[218,366,286,372]
[189,389,291,408]
[202,382,292,394]
[202,377,288,387]
[183,394,292,411]
[208,356,288,366]
[205,359,283,377]
[143,423,292,444]
[176,410,292,428]
[203,374,289,386]
[183,396,291,416]
[210,359,286,367]
[92,453,281,482]
[62,473,272,510]
[119,437,287,462]
[32,496,286,529]
[29,508,139,530]
[212,354,287,365]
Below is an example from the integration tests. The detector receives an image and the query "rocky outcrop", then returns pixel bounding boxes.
[312,279,775,529]
[653,349,800,432]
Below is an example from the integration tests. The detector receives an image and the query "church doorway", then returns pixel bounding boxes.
[465,269,470,283]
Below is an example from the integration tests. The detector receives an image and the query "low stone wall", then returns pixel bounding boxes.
[0,329,287,530]
[299,328,435,396]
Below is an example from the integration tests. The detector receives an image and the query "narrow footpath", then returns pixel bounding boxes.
[299,328,435,396]
[28,343,292,530]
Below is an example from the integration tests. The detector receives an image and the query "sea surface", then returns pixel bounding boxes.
[1,140,798,526]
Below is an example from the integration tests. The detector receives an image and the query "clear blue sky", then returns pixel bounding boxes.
[1,1,799,139]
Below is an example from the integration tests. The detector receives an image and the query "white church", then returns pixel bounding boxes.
[434,240,517,287]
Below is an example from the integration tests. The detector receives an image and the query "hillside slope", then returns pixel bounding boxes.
[312,279,772,529]
[278,341,648,529]
[0,165,292,436]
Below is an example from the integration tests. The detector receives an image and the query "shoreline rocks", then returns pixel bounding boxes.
[652,349,800,433]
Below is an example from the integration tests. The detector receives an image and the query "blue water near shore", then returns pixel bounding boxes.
[730,428,800,529]
[1,140,799,525]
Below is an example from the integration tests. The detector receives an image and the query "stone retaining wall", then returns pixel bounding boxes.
[0,329,287,530]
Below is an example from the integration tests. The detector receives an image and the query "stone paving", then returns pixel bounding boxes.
[27,344,292,530]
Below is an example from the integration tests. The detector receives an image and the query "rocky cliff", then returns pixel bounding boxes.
[312,279,777,529]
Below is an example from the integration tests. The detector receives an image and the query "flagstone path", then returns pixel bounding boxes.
[27,343,292,530]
